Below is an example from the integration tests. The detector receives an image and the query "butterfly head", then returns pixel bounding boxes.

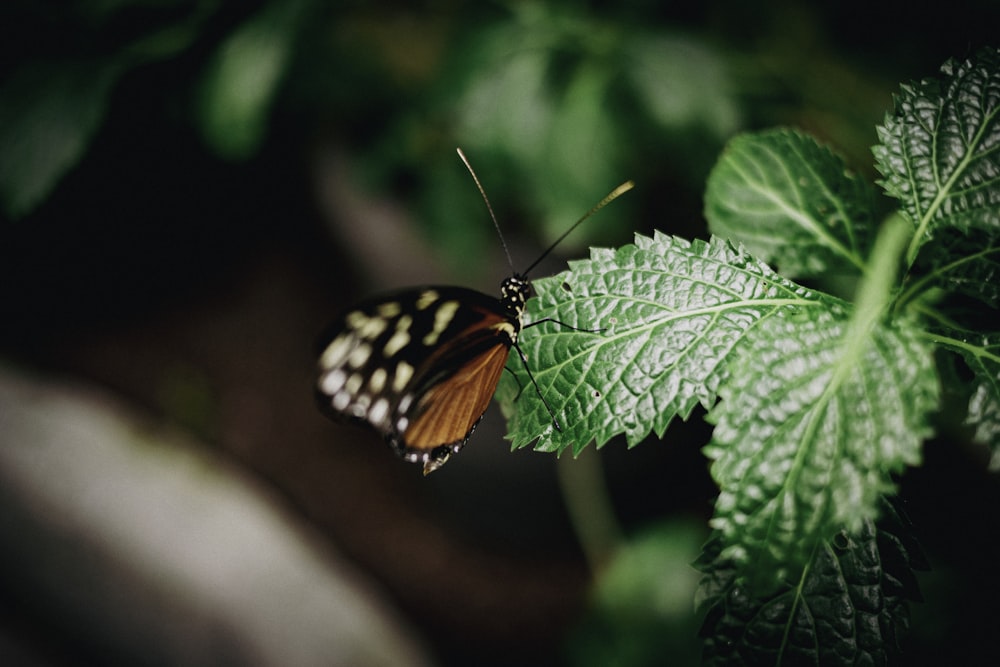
[500,274,532,318]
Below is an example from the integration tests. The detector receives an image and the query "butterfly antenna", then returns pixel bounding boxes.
[522,180,634,276]
[457,147,516,273]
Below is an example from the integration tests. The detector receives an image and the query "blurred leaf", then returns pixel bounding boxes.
[454,25,554,170]
[196,1,303,160]
[568,520,704,667]
[0,60,120,218]
[624,33,739,140]
[0,0,214,219]
[453,6,626,245]
[705,129,874,278]
[539,61,624,242]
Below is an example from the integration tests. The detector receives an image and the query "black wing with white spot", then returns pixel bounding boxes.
[316,281,528,472]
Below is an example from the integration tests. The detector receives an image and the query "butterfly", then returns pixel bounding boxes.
[316,149,633,473]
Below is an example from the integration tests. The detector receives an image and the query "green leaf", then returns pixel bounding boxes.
[196,1,303,160]
[454,34,554,168]
[568,520,704,667]
[538,61,624,243]
[873,47,1000,265]
[0,60,120,218]
[0,3,211,218]
[968,366,1000,469]
[904,229,1000,309]
[453,6,628,246]
[703,309,937,588]
[696,498,926,667]
[926,330,1000,467]
[704,128,873,278]
[498,232,828,453]
[623,33,740,140]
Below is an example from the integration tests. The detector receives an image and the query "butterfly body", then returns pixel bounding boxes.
[317,276,531,474]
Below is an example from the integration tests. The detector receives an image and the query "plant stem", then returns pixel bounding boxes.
[556,448,623,574]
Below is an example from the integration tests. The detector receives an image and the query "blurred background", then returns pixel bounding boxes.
[2,1,999,665]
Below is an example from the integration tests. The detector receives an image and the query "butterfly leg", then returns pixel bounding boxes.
[523,318,605,334]
[512,341,562,432]
[503,365,527,402]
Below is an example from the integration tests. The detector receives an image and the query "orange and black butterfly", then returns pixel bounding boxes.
[316,149,632,473]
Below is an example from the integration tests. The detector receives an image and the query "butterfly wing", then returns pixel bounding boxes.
[316,286,518,473]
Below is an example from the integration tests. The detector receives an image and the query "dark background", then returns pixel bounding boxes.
[2,1,999,665]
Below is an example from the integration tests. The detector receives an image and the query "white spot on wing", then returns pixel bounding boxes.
[345,311,368,329]
[383,330,410,357]
[318,369,346,395]
[383,315,412,357]
[358,318,387,339]
[369,367,387,393]
[423,300,459,345]
[345,311,388,339]
[416,290,439,310]
[369,397,389,425]
[351,394,371,417]
[377,302,401,318]
[348,343,371,368]
[319,336,353,369]
[345,374,363,395]
[394,363,414,392]
[492,321,516,342]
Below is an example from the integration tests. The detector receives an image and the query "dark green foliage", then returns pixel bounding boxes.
[500,47,1000,665]
[696,499,926,666]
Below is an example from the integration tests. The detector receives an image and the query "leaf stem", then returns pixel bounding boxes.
[556,448,623,573]
[847,213,912,343]
[918,330,1000,365]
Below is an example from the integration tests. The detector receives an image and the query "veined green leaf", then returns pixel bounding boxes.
[705,128,873,278]
[873,47,1000,265]
[703,309,938,586]
[498,232,829,453]
[696,498,926,667]
[903,229,1000,309]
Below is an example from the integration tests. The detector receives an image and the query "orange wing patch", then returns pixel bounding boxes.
[403,342,510,451]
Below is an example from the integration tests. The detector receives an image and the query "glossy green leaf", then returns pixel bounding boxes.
[696,498,926,666]
[873,47,1000,264]
[498,232,830,453]
[705,128,873,278]
[704,309,937,586]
